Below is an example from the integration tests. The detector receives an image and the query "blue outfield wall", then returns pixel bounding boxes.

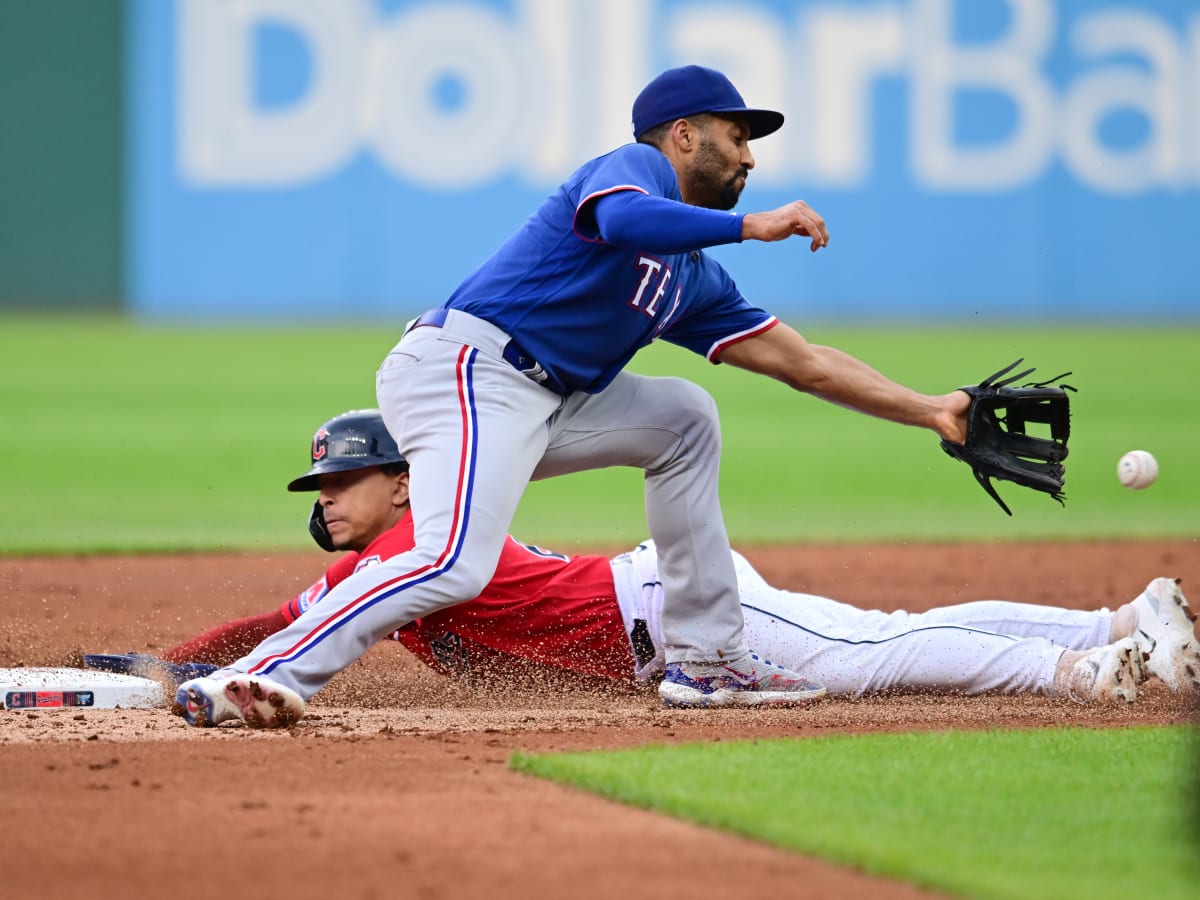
[128,0,1200,321]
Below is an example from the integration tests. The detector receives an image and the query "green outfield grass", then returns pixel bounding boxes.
[512,725,1200,900]
[2,315,1196,553]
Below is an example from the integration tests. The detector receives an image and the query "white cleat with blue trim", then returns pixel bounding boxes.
[172,673,305,728]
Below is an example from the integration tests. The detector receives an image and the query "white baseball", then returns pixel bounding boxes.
[1117,450,1158,490]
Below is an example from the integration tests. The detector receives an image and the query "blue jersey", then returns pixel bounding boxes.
[444,143,776,395]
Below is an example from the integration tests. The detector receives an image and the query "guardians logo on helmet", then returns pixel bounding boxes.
[311,428,328,461]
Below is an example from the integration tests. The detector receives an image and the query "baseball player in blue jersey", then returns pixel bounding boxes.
[176,64,972,724]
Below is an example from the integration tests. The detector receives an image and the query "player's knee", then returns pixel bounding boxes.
[659,378,722,451]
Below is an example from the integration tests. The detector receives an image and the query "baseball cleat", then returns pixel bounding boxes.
[658,653,826,709]
[1129,577,1200,690]
[84,653,218,687]
[1065,638,1147,703]
[172,674,305,728]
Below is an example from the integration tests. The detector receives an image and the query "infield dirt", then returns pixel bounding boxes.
[1,539,1197,900]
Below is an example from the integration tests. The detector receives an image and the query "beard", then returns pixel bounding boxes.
[687,137,748,210]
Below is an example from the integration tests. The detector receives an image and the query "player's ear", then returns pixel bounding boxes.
[670,118,694,152]
[393,470,410,508]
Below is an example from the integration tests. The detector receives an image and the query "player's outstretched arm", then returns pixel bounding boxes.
[741,200,829,251]
[717,323,968,443]
[160,608,291,667]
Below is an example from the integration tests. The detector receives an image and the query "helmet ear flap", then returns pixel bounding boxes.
[308,501,335,552]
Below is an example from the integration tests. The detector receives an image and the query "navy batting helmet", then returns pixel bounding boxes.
[287,409,407,492]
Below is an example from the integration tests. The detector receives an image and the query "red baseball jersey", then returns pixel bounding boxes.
[283,512,634,680]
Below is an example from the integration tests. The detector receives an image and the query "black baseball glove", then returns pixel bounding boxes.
[940,359,1076,516]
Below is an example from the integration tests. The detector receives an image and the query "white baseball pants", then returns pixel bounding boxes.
[612,542,1115,696]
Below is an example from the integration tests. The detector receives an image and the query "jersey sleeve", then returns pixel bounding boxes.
[661,253,779,361]
[591,192,743,254]
[572,144,679,242]
[282,553,361,623]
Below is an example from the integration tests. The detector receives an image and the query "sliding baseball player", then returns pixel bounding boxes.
[88,410,1197,727]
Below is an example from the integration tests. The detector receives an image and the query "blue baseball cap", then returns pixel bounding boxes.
[632,65,784,140]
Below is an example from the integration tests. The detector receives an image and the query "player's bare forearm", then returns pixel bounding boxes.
[786,348,965,439]
[718,325,969,443]
[741,200,830,252]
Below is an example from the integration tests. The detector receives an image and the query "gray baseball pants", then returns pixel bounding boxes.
[228,309,745,698]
